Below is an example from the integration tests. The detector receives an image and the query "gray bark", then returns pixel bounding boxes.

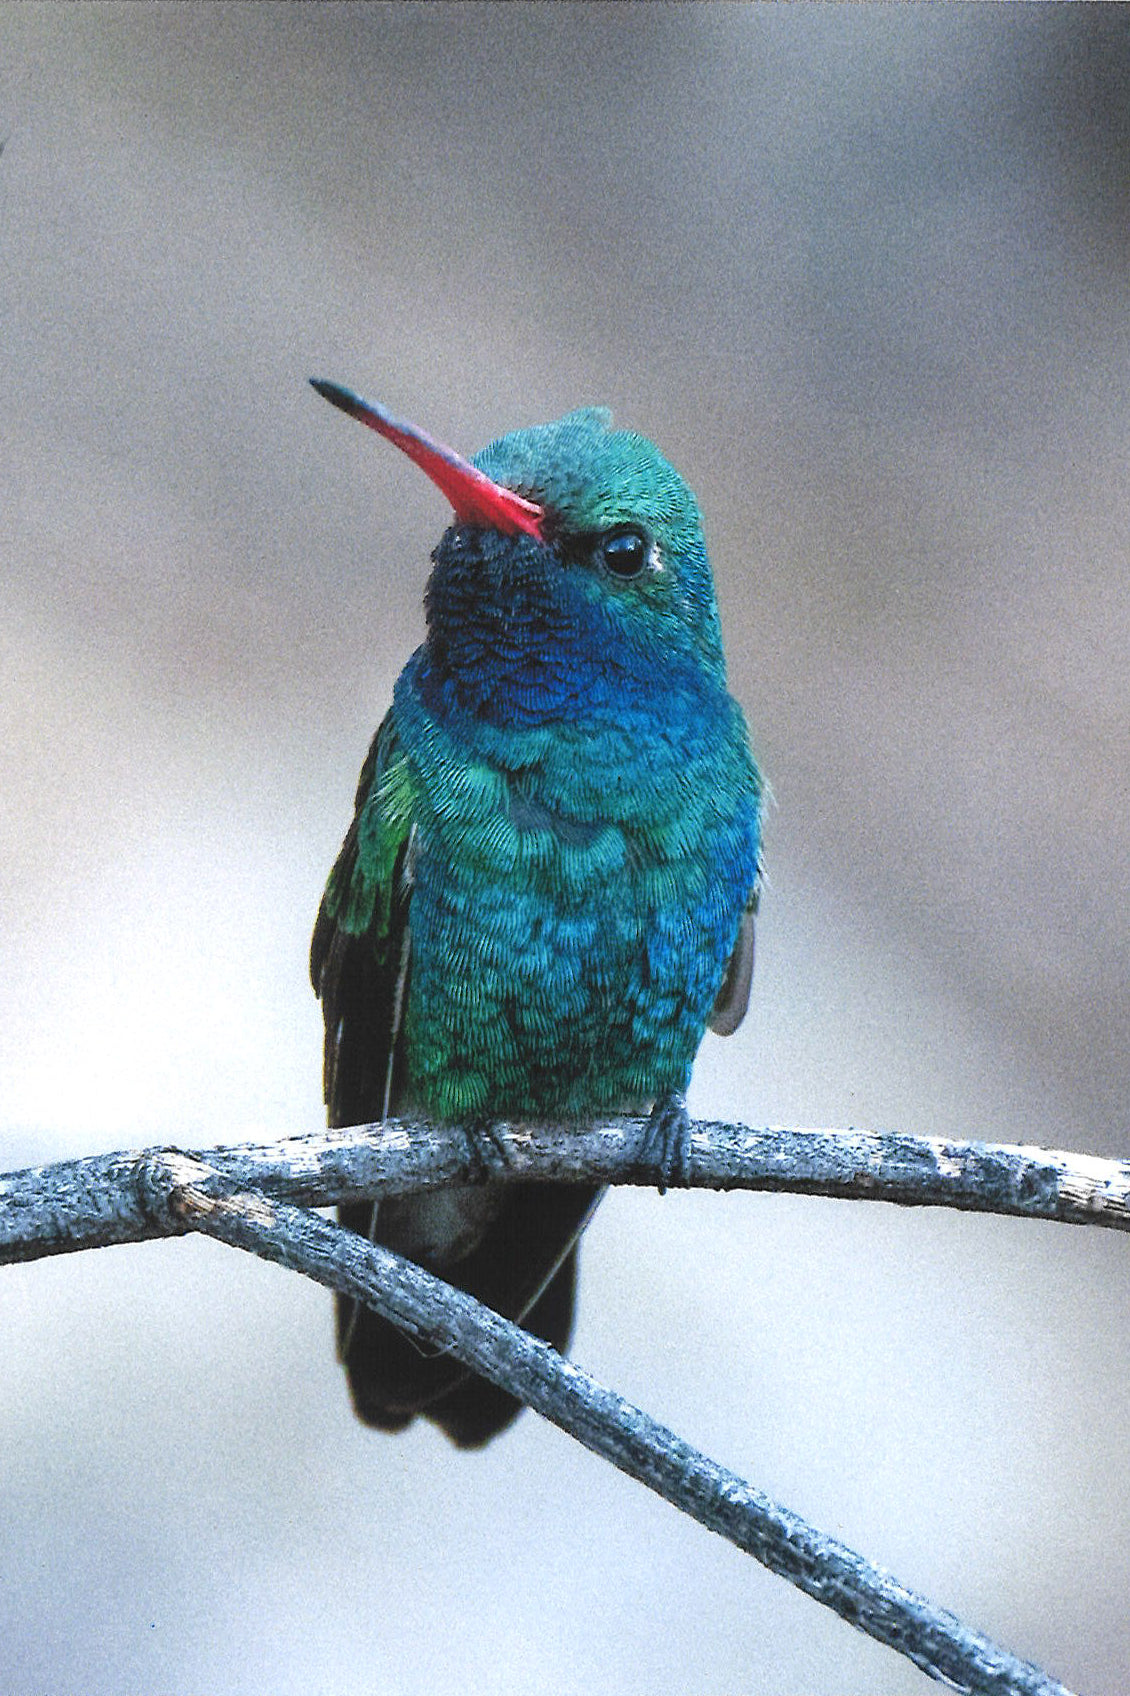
[2,1118,1110,1694]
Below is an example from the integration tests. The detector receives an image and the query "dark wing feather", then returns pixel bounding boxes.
[312,709,598,1446]
[312,712,421,1429]
[708,882,759,1037]
[311,712,413,1128]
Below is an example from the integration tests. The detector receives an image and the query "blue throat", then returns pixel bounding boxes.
[420,524,721,736]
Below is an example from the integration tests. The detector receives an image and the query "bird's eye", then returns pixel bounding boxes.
[596,524,649,580]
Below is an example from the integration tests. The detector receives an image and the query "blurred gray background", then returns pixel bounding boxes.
[2,5,1128,1691]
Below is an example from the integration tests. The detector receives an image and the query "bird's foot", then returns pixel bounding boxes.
[461,1120,511,1184]
[640,1092,693,1195]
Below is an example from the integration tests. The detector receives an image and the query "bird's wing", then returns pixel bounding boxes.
[310,709,416,1130]
[708,880,759,1037]
[311,708,600,1446]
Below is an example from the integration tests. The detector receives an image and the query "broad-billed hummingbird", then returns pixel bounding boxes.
[310,382,763,1446]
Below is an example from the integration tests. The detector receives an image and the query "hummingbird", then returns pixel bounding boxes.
[310,382,763,1447]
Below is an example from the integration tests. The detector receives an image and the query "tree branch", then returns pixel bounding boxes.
[152,1151,1075,1696]
[3,1116,1128,1265]
[1,1124,1102,1691]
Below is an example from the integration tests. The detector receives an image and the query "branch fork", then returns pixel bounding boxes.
[5,1117,1118,1695]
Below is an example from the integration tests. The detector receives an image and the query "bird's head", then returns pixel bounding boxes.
[311,382,728,716]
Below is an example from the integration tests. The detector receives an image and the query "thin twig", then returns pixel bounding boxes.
[0,1130,1098,1690]
[2,1117,1128,1265]
[151,1151,1075,1696]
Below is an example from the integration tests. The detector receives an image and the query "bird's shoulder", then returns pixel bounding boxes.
[311,709,416,986]
[310,709,419,1125]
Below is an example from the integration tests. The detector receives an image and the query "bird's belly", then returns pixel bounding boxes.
[402,819,735,1122]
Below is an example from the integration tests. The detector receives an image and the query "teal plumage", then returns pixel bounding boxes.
[311,389,762,1445]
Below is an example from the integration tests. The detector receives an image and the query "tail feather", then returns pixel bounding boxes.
[337,1182,599,1445]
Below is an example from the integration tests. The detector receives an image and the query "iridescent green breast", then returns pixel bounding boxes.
[392,650,759,1121]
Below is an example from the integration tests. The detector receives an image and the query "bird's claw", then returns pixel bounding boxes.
[461,1120,511,1183]
[640,1092,693,1194]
